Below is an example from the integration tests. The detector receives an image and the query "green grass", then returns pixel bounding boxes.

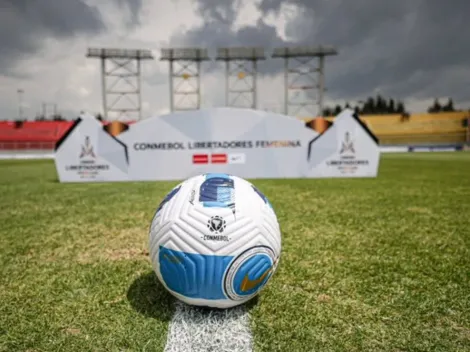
[1,153,469,352]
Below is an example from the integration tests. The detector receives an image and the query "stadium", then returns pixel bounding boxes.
[2,3,470,352]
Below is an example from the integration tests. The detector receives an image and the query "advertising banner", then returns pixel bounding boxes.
[54,108,380,182]
[306,109,381,177]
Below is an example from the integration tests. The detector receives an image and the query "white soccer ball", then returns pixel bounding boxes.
[148,173,282,309]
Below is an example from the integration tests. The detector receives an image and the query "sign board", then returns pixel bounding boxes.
[307,109,381,178]
[54,108,380,182]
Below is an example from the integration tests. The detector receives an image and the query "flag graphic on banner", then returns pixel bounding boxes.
[193,154,209,164]
[211,154,227,164]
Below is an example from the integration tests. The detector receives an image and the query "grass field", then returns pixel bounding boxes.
[1,153,469,352]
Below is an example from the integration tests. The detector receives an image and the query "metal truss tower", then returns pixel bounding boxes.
[86,48,154,121]
[272,46,338,117]
[160,48,210,112]
[215,47,265,109]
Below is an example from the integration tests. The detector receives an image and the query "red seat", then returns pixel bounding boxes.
[0,121,74,150]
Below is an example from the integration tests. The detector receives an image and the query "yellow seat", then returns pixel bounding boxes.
[300,112,468,145]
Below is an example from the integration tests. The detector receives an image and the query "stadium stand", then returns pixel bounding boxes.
[0,120,140,151]
[303,111,469,145]
[0,112,469,151]
[0,121,74,150]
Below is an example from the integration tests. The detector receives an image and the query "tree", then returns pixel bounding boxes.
[345,102,351,109]
[375,95,386,113]
[354,106,360,114]
[334,105,342,115]
[368,96,376,113]
[361,96,375,114]
[442,98,455,112]
[428,98,441,113]
[388,99,396,113]
[52,114,64,121]
[322,107,332,117]
[396,101,406,114]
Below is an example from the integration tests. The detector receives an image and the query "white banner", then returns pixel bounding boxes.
[379,146,409,153]
[54,108,381,182]
[306,109,381,178]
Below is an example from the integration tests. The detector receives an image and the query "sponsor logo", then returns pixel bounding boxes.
[240,266,273,292]
[134,142,185,151]
[80,136,95,158]
[134,140,301,151]
[228,153,246,164]
[207,215,226,233]
[339,132,355,154]
[203,215,229,242]
[325,131,370,174]
[223,246,278,301]
[163,253,182,264]
[189,189,196,205]
[65,136,110,179]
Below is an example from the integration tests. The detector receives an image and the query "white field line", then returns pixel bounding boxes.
[164,301,253,352]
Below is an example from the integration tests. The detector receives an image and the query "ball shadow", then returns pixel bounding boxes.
[127,271,260,320]
[126,271,175,322]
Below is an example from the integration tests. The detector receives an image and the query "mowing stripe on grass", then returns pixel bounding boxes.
[164,302,253,352]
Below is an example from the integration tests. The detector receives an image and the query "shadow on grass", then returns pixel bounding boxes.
[127,271,260,321]
[126,271,175,322]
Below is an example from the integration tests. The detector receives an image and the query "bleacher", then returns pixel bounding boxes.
[0,120,139,151]
[303,112,469,146]
[0,121,74,150]
[0,112,469,151]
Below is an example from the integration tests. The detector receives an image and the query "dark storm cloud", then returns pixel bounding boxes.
[170,0,288,75]
[176,0,470,103]
[171,20,285,49]
[278,0,470,102]
[171,20,290,76]
[0,0,142,76]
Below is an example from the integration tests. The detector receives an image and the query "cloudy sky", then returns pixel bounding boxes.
[1,0,469,120]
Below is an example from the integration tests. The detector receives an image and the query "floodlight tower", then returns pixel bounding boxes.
[272,46,338,117]
[215,47,265,109]
[160,48,210,112]
[86,48,154,121]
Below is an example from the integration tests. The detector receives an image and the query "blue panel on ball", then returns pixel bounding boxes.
[199,173,235,208]
[205,173,231,179]
[156,185,181,213]
[159,246,233,300]
[233,254,273,297]
[252,185,273,208]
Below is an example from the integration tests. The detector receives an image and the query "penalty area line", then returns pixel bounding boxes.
[164,301,253,352]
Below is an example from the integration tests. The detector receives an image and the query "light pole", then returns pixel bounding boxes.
[17,89,24,120]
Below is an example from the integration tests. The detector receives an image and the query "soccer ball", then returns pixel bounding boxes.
[148,173,282,309]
